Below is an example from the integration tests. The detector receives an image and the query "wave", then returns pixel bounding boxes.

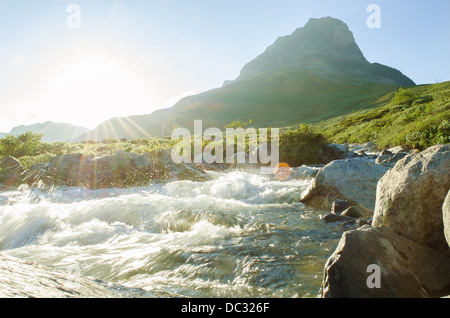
[0,169,342,297]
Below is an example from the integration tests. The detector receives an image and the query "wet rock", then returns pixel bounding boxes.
[291,165,321,179]
[356,150,367,157]
[331,199,352,214]
[341,206,363,218]
[375,152,408,167]
[373,145,450,253]
[322,214,355,223]
[319,225,450,298]
[348,141,378,155]
[387,146,405,154]
[300,158,389,214]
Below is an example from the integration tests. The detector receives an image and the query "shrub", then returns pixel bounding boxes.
[391,88,417,106]
[0,132,44,159]
[279,124,341,167]
[412,95,434,105]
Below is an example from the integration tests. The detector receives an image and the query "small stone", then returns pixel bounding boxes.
[341,206,363,218]
[322,214,355,223]
[331,199,352,214]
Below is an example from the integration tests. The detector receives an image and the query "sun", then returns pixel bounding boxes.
[42,52,152,129]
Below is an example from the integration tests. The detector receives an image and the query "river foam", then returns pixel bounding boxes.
[0,169,344,297]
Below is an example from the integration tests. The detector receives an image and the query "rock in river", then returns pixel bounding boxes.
[300,158,389,214]
[319,225,450,298]
[372,145,450,253]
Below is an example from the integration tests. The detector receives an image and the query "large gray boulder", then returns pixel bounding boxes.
[444,191,450,248]
[300,158,390,214]
[372,145,450,253]
[49,153,92,183]
[319,225,450,298]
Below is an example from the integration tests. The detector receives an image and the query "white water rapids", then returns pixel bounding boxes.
[0,169,345,298]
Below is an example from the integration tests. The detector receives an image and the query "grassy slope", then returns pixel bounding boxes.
[316,81,450,149]
[157,67,405,135]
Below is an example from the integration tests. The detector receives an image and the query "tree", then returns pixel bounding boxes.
[0,132,44,158]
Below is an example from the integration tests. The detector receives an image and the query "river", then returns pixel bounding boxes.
[0,169,345,298]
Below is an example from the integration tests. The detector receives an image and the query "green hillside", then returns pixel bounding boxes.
[317,81,450,149]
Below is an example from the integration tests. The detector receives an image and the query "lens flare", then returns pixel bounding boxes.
[274,163,291,181]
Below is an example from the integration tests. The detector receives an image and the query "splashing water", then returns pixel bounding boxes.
[0,170,345,298]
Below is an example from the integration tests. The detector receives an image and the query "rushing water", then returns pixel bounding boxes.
[0,169,345,298]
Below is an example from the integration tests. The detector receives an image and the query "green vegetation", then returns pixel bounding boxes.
[0,132,44,158]
[224,119,253,129]
[1,82,448,185]
[279,125,341,167]
[0,133,175,170]
[317,82,450,150]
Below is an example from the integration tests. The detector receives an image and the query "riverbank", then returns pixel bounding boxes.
[0,143,448,298]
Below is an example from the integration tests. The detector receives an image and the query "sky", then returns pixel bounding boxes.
[0,0,449,132]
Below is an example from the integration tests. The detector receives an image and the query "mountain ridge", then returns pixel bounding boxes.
[1,122,89,142]
[72,16,414,141]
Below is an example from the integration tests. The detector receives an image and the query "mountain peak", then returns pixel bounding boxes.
[235,17,368,81]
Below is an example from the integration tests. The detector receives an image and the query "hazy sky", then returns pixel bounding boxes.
[0,0,449,132]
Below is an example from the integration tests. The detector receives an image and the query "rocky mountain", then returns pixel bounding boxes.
[77,16,415,141]
[2,122,89,142]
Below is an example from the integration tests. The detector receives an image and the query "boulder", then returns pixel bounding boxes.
[134,153,153,170]
[25,162,53,184]
[0,156,25,185]
[319,225,450,298]
[372,145,450,253]
[0,156,24,173]
[348,141,378,154]
[112,150,138,170]
[49,153,92,186]
[387,146,406,154]
[329,143,349,156]
[156,149,206,181]
[375,152,408,167]
[300,158,390,213]
[444,191,450,247]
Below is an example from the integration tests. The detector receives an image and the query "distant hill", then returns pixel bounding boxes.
[3,122,89,142]
[76,17,415,141]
